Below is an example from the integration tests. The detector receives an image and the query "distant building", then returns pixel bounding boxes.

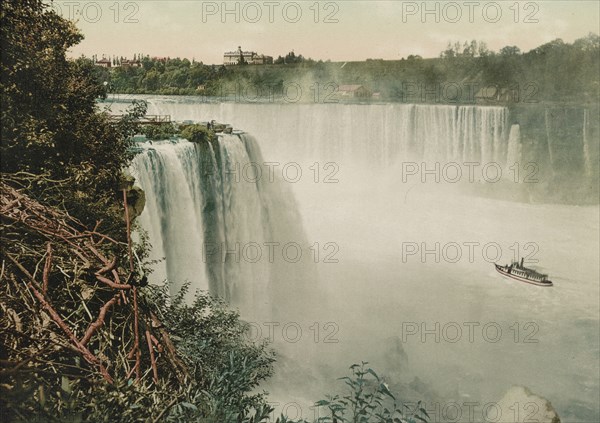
[337,85,372,98]
[95,58,112,68]
[224,46,273,65]
[94,56,143,68]
[120,59,141,68]
[250,54,273,65]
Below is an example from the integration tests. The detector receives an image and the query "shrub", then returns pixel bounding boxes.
[147,283,276,419]
[141,122,177,140]
[180,124,214,144]
[0,278,276,422]
[310,363,430,423]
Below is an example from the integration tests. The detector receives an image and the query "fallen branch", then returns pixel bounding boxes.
[149,311,189,383]
[80,293,120,346]
[122,189,134,273]
[133,286,141,381]
[1,181,190,389]
[152,396,180,423]
[42,242,52,294]
[95,256,117,275]
[95,274,132,290]
[145,327,159,383]
[6,254,113,383]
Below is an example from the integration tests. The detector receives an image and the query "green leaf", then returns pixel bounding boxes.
[366,368,380,380]
[315,400,330,407]
[379,383,396,401]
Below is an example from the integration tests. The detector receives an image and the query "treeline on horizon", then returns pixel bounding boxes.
[91,34,599,104]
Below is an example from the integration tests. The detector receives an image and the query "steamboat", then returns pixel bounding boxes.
[495,258,553,287]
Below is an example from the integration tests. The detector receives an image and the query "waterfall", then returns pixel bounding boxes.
[217,134,270,307]
[141,100,510,166]
[108,96,599,193]
[123,98,597,312]
[131,134,314,318]
[117,97,598,422]
[506,124,522,171]
[131,141,209,301]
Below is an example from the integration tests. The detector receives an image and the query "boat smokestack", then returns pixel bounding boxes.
[520,257,524,267]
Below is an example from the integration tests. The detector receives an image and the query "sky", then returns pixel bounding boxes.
[52,0,600,64]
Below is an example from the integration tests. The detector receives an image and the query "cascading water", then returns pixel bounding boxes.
[506,124,522,171]
[131,133,314,318]
[131,141,210,299]
[112,97,598,191]
[216,134,270,308]
[141,100,511,166]
[116,96,598,422]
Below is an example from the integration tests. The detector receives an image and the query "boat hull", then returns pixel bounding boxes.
[494,264,553,287]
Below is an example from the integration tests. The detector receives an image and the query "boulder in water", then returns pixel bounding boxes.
[492,386,560,423]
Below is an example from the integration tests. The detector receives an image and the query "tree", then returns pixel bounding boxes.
[499,45,521,56]
[238,49,247,66]
[441,42,456,58]
[454,41,461,56]
[462,41,472,56]
[528,38,565,56]
[1,0,143,230]
[573,32,600,51]
[478,41,491,57]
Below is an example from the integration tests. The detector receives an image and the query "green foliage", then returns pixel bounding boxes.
[274,51,307,65]
[100,34,599,105]
[2,283,277,423]
[181,124,215,144]
[141,122,177,140]
[310,363,429,423]
[145,284,276,421]
[106,56,229,95]
[1,2,275,421]
[0,0,147,235]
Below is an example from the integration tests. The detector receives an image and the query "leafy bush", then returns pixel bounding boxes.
[180,124,215,144]
[0,279,276,422]
[310,363,429,423]
[147,284,276,418]
[1,0,148,235]
[141,122,177,140]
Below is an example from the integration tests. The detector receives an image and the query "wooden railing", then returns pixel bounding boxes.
[108,115,171,125]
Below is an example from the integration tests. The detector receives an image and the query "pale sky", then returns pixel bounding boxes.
[53,0,600,64]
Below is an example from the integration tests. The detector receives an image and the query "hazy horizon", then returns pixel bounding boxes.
[52,0,600,64]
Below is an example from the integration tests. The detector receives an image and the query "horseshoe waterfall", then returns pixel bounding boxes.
[129,99,597,301]
[123,97,598,423]
[130,103,518,310]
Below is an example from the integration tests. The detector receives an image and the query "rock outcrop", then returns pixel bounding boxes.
[119,172,146,222]
[493,386,560,423]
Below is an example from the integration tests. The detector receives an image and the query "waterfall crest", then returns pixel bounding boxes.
[143,101,511,165]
